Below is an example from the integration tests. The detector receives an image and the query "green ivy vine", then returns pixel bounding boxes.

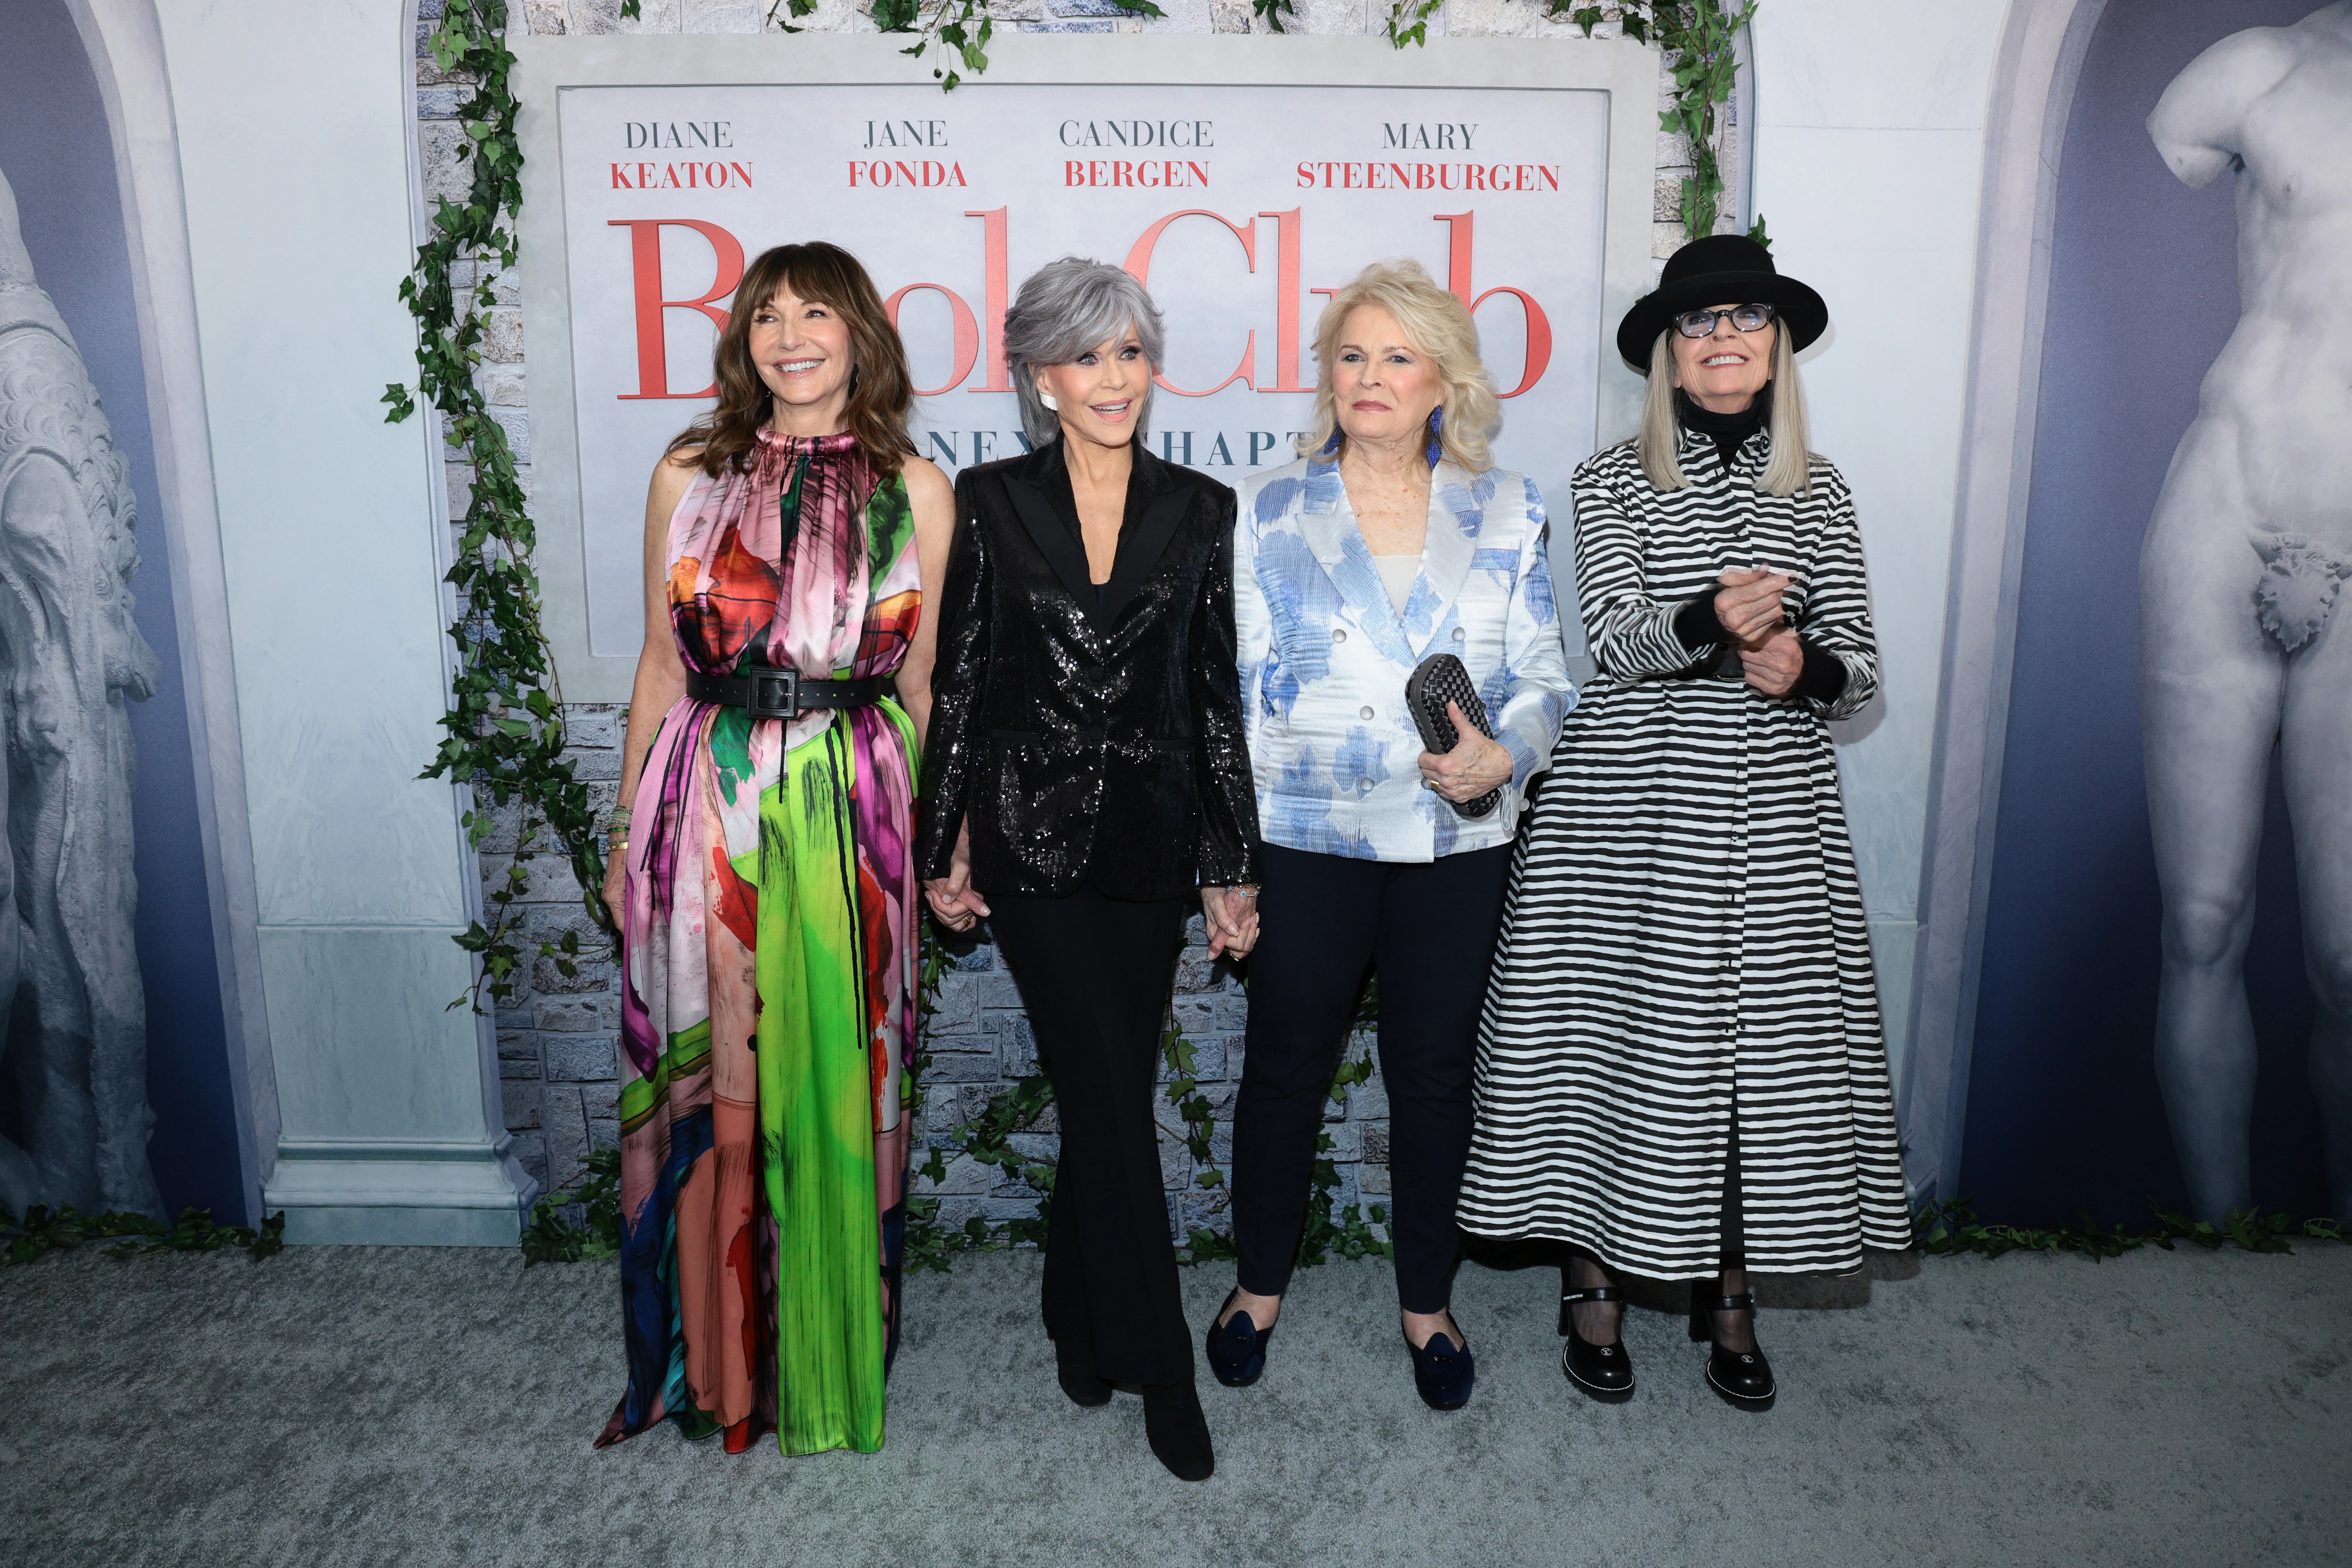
[1914,1198,2344,1261]
[1,1205,286,1267]
[388,0,610,1014]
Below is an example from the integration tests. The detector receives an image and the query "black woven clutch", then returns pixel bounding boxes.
[1404,653,1501,819]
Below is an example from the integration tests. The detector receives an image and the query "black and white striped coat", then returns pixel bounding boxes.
[1455,426,1911,1277]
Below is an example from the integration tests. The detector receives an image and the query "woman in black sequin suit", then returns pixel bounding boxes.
[915,257,1261,1482]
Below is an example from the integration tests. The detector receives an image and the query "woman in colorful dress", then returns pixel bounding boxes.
[594,241,955,1457]
[1456,235,1910,1412]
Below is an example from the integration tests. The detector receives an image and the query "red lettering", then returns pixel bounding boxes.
[1091,160,1109,186]
[895,161,917,187]
[1538,166,1558,192]
[965,208,1012,392]
[1124,210,1258,396]
[885,283,980,396]
[1297,161,1314,188]
[1391,162,1413,190]
[849,162,863,188]
[610,163,633,189]
[1189,161,1209,186]
[609,219,745,400]
[658,165,680,188]
[1431,212,1551,398]
[732,162,754,186]
[1258,209,1310,393]
[1343,163,1360,190]
[950,162,968,186]
[1466,165,1488,191]
[1068,160,1087,186]
[1140,161,1162,188]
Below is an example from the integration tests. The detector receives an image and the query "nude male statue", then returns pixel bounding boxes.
[2142,2,2352,1222]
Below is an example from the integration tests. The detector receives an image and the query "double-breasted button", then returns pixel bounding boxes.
[1357,778,1374,793]
[1332,627,1348,643]
[1451,627,1465,641]
[1360,705,1375,720]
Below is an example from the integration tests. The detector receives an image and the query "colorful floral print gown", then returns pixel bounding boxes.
[597,430,921,1457]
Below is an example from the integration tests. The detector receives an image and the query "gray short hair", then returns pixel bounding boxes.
[1002,257,1166,447]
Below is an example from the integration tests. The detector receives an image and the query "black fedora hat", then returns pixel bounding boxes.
[1616,234,1828,371]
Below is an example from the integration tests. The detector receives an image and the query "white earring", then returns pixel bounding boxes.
[1038,390,1059,411]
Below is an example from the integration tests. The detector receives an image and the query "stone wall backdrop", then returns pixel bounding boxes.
[418,0,1730,1235]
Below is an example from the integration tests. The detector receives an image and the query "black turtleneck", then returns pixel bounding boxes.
[1665,382,1848,705]
[1676,383,1772,475]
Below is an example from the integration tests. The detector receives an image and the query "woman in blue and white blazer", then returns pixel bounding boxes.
[1205,259,1573,1411]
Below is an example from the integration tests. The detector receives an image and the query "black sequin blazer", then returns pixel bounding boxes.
[916,438,1262,900]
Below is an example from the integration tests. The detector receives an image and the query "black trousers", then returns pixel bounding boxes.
[987,884,1194,1386]
[1232,842,1515,1313]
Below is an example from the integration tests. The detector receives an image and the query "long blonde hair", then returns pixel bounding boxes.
[1636,325,1812,496]
[1297,259,1500,471]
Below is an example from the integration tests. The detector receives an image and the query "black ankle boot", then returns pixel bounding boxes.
[1559,1284,1634,1403]
[1141,1380,1215,1481]
[1687,1281,1775,1410]
[1052,1333,1112,1409]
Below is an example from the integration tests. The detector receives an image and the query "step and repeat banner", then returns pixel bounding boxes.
[516,36,1656,699]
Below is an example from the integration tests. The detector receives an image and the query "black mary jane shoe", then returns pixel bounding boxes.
[1688,1283,1776,1411]
[1405,1328,1477,1411]
[1140,1381,1216,1481]
[1204,1291,1275,1387]
[1052,1334,1113,1409]
[1559,1285,1635,1403]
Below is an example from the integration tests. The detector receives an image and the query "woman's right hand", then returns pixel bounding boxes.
[602,845,627,930]
[922,825,990,933]
[1713,565,1796,647]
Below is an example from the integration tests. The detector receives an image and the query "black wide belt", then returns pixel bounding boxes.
[687,667,881,719]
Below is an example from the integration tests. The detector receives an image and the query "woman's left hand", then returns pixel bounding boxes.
[1740,627,1804,698]
[1201,886,1260,960]
[1418,702,1513,803]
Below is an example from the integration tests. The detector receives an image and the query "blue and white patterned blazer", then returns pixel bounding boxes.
[1232,455,1574,861]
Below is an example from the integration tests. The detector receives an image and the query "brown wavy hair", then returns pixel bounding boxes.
[666,241,918,478]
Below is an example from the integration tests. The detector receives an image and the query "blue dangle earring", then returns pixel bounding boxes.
[1319,429,1342,457]
[1425,406,1444,468]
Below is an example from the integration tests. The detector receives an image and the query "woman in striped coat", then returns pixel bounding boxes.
[1456,236,1910,1410]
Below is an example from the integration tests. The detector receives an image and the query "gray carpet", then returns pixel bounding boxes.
[2,1240,2347,1567]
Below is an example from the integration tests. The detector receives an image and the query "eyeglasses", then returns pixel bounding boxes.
[1672,303,1776,338]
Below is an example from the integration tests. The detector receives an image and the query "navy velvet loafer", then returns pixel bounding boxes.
[1406,1329,1475,1411]
[1204,1291,1273,1387]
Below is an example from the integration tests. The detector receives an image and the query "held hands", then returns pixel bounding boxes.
[923,824,991,934]
[1201,885,1260,960]
[1714,565,1804,699]
[1740,626,1804,698]
[1712,565,1796,648]
[1418,701,1513,803]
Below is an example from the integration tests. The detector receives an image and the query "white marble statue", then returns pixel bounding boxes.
[2141,2,2352,1222]
[0,161,162,1220]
